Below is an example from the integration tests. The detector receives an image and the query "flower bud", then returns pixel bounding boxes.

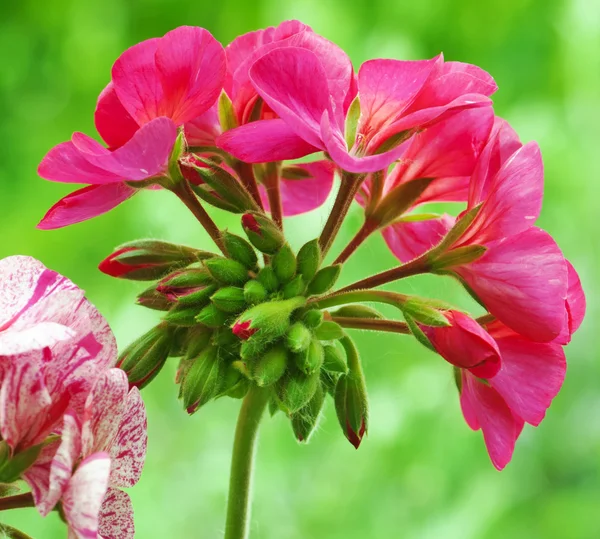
[176,284,219,307]
[322,344,348,374]
[157,268,214,300]
[136,285,174,311]
[118,325,174,388]
[307,264,341,295]
[163,305,200,327]
[244,280,268,305]
[291,383,325,443]
[211,287,247,313]
[212,326,240,348]
[303,309,324,329]
[241,212,285,254]
[222,231,258,269]
[222,366,250,399]
[99,240,204,280]
[272,243,296,283]
[195,304,230,328]
[252,343,289,387]
[286,322,312,353]
[276,369,320,414]
[204,257,249,286]
[431,245,487,271]
[183,326,213,359]
[233,320,258,341]
[182,346,225,414]
[331,305,383,319]
[314,321,344,341]
[297,239,321,281]
[399,297,451,327]
[240,338,267,360]
[257,266,279,293]
[282,275,306,299]
[294,337,324,375]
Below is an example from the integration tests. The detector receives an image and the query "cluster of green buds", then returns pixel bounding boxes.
[111,212,370,447]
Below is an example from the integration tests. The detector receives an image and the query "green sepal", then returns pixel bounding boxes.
[400,297,450,327]
[307,265,341,295]
[282,275,306,299]
[296,239,321,282]
[256,266,279,293]
[322,343,348,374]
[241,212,285,254]
[0,441,44,483]
[272,243,297,283]
[182,346,225,414]
[291,383,325,443]
[344,96,361,150]
[211,286,247,313]
[136,286,174,311]
[222,231,258,269]
[243,280,268,305]
[196,304,231,328]
[314,320,345,341]
[204,257,249,286]
[218,90,238,132]
[404,313,436,352]
[330,305,383,319]
[302,309,324,329]
[252,343,289,387]
[286,322,312,353]
[294,338,324,375]
[431,245,487,271]
[163,305,201,327]
[276,369,320,414]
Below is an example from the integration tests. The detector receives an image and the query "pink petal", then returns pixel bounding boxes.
[184,103,221,147]
[261,160,335,216]
[565,260,586,336]
[217,119,318,163]
[98,488,134,539]
[422,310,502,378]
[109,388,147,488]
[38,183,137,230]
[94,82,140,149]
[22,440,59,511]
[382,215,455,263]
[155,26,226,124]
[456,227,568,342]
[82,369,128,457]
[72,117,177,181]
[463,373,520,470]
[249,47,332,148]
[459,371,480,430]
[487,328,566,426]
[0,322,74,356]
[416,176,470,205]
[63,453,111,539]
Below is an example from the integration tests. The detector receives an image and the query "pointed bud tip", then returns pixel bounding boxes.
[242,213,261,234]
[232,320,258,340]
[346,418,367,449]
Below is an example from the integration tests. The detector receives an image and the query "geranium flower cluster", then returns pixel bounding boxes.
[0,256,146,538]
[1,17,584,539]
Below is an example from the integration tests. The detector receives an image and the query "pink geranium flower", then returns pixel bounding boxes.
[37,26,227,229]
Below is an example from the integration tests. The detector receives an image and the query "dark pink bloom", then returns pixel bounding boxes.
[422,310,501,378]
[241,213,261,234]
[38,26,227,229]
[232,320,257,340]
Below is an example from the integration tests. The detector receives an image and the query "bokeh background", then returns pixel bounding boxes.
[1,0,599,537]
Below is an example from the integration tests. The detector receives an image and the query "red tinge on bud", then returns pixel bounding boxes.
[232,320,258,340]
[99,248,146,278]
[346,418,367,449]
[242,213,261,234]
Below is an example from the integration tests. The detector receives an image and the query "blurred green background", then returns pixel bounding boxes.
[1,0,598,537]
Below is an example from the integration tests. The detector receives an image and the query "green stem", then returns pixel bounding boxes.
[224,386,270,539]
[233,161,264,211]
[333,218,379,265]
[332,316,410,334]
[262,163,283,231]
[311,289,409,311]
[0,493,34,511]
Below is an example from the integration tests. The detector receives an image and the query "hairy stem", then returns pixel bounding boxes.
[262,163,283,230]
[0,493,35,512]
[234,161,264,211]
[224,386,270,539]
[310,289,408,311]
[333,316,410,334]
[171,180,226,255]
[334,219,379,265]
[319,172,365,258]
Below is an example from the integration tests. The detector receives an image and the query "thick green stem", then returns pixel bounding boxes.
[0,493,34,511]
[310,289,409,311]
[224,386,270,539]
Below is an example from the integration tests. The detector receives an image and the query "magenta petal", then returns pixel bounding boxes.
[459,371,480,430]
[217,119,318,162]
[22,441,58,512]
[488,331,566,426]
[83,369,129,456]
[184,104,221,147]
[416,176,470,205]
[456,227,568,342]
[99,488,135,539]
[73,117,177,181]
[38,183,137,230]
[110,387,147,488]
[155,26,226,124]
[94,82,140,149]
[463,373,519,470]
[63,453,111,539]
[566,260,586,336]
[249,47,332,148]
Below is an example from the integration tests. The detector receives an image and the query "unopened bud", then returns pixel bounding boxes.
[222,231,258,269]
[294,337,324,375]
[286,322,312,353]
[157,268,214,300]
[241,212,285,254]
[282,275,306,299]
[117,325,174,388]
[331,305,383,319]
[291,383,325,443]
[399,296,451,327]
[314,320,344,341]
[256,266,279,293]
[277,370,320,414]
[244,280,268,305]
[297,239,321,281]
[307,264,341,295]
[303,309,324,329]
[181,346,225,414]
[196,304,230,328]
[322,344,348,374]
[431,245,487,271]
[240,338,268,360]
[136,285,174,311]
[204,257,249,286]
[211,287,247,313]
[272,243,296,283]
[99,240,204,280]
[252,343,289,387]
[163,305,201,327]
[217,362,248,400]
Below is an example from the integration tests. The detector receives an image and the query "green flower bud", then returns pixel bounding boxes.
[322,343,348,374]
[277,369,320,414]
[297,239,321,281]
[196,304,230,328]
[241,212,285,254]
[222,231,258,269]
[314,320,345,341]
[256,266,279,293]
[286,322,312,353]
[211,286,247,313]
[272,243,296,283]
[302,309,324,329]
[183,326,213,359]
[282,275,306,299]
[163,305,200,327]
[240,338,268,361]
[331,305,383,319]
[291,383,325,443]
[217,362,248,399]
[244,280,268,305]
[307,264,341,295]
[118,325,174,388]
[252,343,289,387]
[204,257,249,286]
[176,284,219,307]
[136,285,174,311]
[294,337,324,375]
[182,346,225,414]
[320,370,340,397]
[211,327,240,348]
[157,267,214,295]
